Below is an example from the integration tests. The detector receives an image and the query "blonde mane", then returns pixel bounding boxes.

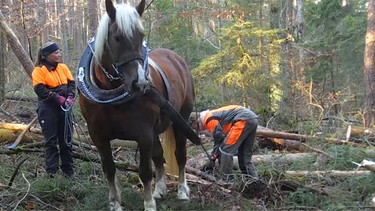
[94,3,144,60]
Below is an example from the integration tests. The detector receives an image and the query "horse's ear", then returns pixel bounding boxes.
[136,0,146,17]
[105,0,116,21]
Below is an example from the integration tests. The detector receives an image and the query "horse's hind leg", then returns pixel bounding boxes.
[152,132,167,199]
[173,126,190,200]
[95,140,122,211]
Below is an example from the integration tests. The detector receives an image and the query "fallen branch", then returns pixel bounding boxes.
[300,143,333,158]
[7,157,28,189]
[8,116,38,149]
[0,107,20,122]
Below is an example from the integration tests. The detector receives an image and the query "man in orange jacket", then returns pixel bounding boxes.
[191,105,259,180]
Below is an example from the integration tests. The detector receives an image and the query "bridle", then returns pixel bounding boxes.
[103,39,144,81]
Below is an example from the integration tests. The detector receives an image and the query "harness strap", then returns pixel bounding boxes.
[148,58,171,101]
[114,54,143,68]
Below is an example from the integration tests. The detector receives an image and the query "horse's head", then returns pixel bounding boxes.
[94,0,146,92]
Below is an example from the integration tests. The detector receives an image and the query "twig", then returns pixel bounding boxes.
[7,157,28,189]
[0,107,20,121]
[12,173,30,211]
[300,143,333,158]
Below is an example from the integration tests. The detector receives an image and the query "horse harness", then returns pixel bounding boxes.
[77,37,171,105]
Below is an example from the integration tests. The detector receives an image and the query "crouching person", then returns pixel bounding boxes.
[191,105,259,181]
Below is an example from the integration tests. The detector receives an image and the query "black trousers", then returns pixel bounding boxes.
[37,101,73,176]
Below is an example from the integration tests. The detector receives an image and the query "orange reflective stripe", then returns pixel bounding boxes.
[206,119,219,133]
[225,120,246,145]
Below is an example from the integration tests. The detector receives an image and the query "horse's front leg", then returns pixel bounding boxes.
[173,127,190,200]
[95,139,122,211]
[138,134,157,211]
[152,132,167,199]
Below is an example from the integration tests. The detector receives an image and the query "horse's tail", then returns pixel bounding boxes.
[162,125,178,177]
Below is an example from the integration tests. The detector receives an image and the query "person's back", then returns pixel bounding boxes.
[196,105,259,180]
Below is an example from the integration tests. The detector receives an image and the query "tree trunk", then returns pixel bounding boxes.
[87,0,99,38]
[56,0,70,65]
[364,0,375,127]
[0,10,34,77]
[285,170,372,177]
[0,0,5,104]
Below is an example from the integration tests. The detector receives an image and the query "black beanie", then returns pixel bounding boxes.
[40,42,59,57]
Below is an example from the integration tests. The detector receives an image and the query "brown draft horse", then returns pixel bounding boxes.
[77,0,195,210]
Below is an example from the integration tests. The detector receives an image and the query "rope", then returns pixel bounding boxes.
[61,99,74,149]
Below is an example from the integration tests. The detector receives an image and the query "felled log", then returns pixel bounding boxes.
[285,170,372,177]
[257,127,368,147]
[352,159,375,172]
[0,121,42,134]
[347,125,375,139]
[256,129,309,141]
[0,128,41,144]
[246,153,318,165]
[188,152,319,170]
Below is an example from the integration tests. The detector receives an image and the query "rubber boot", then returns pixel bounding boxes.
[219,152,234,182]
[246,163,259,179]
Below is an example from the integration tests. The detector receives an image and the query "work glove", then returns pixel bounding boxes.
[200,159,216,172]
[66,96,74,107]
[52,93,66,106]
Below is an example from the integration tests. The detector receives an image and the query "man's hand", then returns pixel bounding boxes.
[200,159,215,172]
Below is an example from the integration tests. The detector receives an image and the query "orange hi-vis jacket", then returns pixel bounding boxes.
[202,105,258,159]
[32,63,75,100]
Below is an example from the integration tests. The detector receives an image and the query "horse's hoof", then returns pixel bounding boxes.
[144,199,157,211]
[177,184,190,201]
[109,202,123,211]
[153,180,167,199]
[152,191,165,199]
[177,192,190,201]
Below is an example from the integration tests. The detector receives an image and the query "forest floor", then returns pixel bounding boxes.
[1,98,375,210]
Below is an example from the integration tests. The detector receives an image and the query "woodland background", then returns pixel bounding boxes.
[0,0,375,132]
[1,0,375,210]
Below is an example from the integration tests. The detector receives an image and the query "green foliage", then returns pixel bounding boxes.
[303,0,366,113]
[193,18,285,109]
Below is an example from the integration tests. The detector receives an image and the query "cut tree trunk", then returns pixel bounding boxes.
[188,152,319,169]
[285,170,372,177]
[0,128,41,144]
[0,121,42,134]
[347,125,375,138]
[257,128,367,147]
